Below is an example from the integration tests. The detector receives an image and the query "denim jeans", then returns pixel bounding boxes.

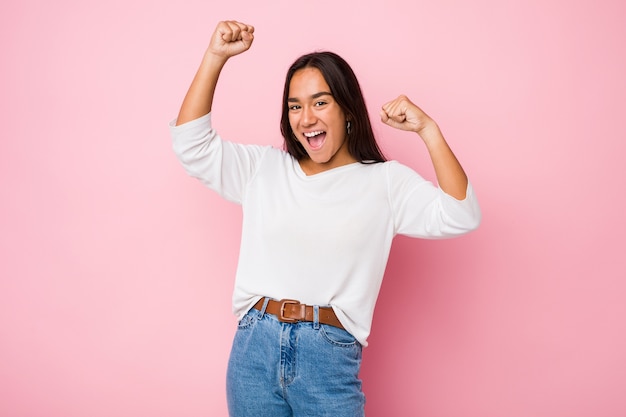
[226,299,365,417]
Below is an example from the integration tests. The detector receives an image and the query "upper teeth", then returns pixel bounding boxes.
[304,131,324,138]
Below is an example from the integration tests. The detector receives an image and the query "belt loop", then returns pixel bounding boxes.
[260,297,270,317]
[313,305,320,330]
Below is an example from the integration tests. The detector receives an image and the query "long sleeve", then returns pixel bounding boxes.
[387,161,481,238]
[170,113,270,204]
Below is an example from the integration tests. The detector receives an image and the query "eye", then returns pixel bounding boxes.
[288,104,301,111]
[314,101,327,107]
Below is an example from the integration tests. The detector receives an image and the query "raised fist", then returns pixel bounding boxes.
[207,20,255,59]
[380,95,434,134]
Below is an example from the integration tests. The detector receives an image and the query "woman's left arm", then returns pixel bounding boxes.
[380,95,468,200]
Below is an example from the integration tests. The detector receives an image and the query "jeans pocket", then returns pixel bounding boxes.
[237,311,257,330]
[319,324,358,347]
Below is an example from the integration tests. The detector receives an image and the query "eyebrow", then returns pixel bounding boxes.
[287,91,333,102]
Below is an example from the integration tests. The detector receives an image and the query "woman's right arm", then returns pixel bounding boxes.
[175,20,254,126]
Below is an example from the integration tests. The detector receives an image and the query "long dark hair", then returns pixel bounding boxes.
[280,51,386,163]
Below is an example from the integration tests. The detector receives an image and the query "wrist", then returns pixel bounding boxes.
[416,119,441,142]
[202,50,229,68]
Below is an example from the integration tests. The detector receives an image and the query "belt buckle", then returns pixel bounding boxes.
[278,299,305,323]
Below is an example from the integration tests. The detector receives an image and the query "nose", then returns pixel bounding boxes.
[301,105,316,126]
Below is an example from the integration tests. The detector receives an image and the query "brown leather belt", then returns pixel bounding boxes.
[253,298,344,330]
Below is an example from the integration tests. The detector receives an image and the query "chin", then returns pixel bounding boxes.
[310,155,332,164]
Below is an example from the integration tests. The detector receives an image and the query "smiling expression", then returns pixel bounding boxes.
[287,67,356,175]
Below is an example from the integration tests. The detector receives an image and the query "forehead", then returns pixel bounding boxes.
[288,67,330,98]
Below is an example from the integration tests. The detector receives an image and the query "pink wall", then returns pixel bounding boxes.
[1,0,625,416]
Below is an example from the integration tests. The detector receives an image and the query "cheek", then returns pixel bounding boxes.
[332,120,347,140]
[288,114,298,132]
[287,119,300,142]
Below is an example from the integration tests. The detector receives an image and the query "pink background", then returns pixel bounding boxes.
[2,0,625,416]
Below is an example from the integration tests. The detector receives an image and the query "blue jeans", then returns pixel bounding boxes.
[226,299,365,417]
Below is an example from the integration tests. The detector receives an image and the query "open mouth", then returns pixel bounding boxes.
[304,130,326,150]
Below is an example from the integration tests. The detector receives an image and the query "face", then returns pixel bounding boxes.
[287,67,356,173]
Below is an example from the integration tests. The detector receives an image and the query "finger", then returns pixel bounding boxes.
[380,116,404,130]
[380,104,394,122]
[241,30,254,43]
[228,21,254,40]
[225,21,242,42]
[382,102,406,123]
[382,98,404,118]
[381,100,396,116]
[390,113,407,123]
[215,22,233,43]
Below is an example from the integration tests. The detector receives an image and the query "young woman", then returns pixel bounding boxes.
[170,20,480,417]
